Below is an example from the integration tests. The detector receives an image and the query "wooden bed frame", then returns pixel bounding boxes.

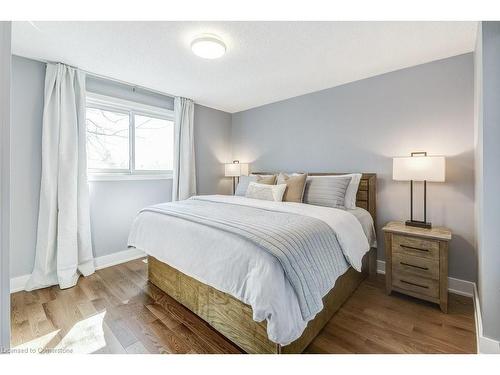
[147,173,377,354]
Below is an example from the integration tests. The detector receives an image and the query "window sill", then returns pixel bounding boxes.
[88,173,173,182]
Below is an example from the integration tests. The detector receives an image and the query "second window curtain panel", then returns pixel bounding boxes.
[26,63,95,291]
[172,97,196,201]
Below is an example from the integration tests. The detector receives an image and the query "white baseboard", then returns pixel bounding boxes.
[10,248,146,293]
[376,260,475,297]
[10,274,31,294]
[448,277,475,297]
[93,248,146,270]
[473,285,500,354]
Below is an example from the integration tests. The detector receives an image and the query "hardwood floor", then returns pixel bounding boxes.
[10,258,476,354]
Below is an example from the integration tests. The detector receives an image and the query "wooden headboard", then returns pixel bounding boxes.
[252,172,377,225]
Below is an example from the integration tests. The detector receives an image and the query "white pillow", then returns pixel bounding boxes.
[342,173,362,209]
[245,182,287,202]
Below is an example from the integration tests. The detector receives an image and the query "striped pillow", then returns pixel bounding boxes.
[303,176,352,208]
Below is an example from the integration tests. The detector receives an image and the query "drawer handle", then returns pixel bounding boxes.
[400,279,429,289]
[400,244,429,253]
[400,261,429,271]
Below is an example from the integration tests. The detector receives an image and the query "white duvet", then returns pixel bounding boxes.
[128,195,373,345]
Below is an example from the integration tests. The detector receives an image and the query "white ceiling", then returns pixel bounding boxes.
[12,21,477,113]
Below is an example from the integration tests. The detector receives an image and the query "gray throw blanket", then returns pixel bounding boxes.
[141,198,350,320]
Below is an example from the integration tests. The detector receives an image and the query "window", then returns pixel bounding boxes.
[86,107,130,171]
[86,93,174,180]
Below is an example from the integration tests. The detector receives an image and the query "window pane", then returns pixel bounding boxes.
[135,115,174,171]
[86,108,129,170]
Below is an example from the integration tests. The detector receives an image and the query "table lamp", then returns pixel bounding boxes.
[225,160,249,194]
[393,152,445,229]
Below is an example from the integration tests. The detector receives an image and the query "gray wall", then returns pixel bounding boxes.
[10,55,44,277]
[232,53,476,282]
[89,180,173,258]
[195,104,232,195]
[474,22,500,342]
[0,21,12,349]
[10,55,232,276]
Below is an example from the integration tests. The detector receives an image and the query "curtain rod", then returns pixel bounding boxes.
[14,54,176,100]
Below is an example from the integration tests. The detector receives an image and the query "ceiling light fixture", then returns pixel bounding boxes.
[191,34,226,59]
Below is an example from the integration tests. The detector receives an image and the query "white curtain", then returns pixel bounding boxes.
[26,63,95,291]
[172,97,196,201]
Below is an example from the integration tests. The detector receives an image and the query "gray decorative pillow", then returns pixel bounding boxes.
[234,175,276,196]
[303,176,352,208]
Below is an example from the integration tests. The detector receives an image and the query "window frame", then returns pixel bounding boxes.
[86,92,174,181]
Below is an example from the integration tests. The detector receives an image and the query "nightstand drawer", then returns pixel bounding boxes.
[392,271,439,298]
[392,234,439,260]
[392,253,439,280]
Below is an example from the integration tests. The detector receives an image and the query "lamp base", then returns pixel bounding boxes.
[405,220,432,229]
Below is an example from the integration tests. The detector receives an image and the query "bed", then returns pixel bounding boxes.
[128,173,377,353]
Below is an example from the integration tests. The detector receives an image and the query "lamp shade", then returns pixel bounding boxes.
[225,162,249,177]
[393,156,445,182]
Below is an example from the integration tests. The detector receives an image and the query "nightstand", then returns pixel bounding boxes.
[382,221,452,313]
